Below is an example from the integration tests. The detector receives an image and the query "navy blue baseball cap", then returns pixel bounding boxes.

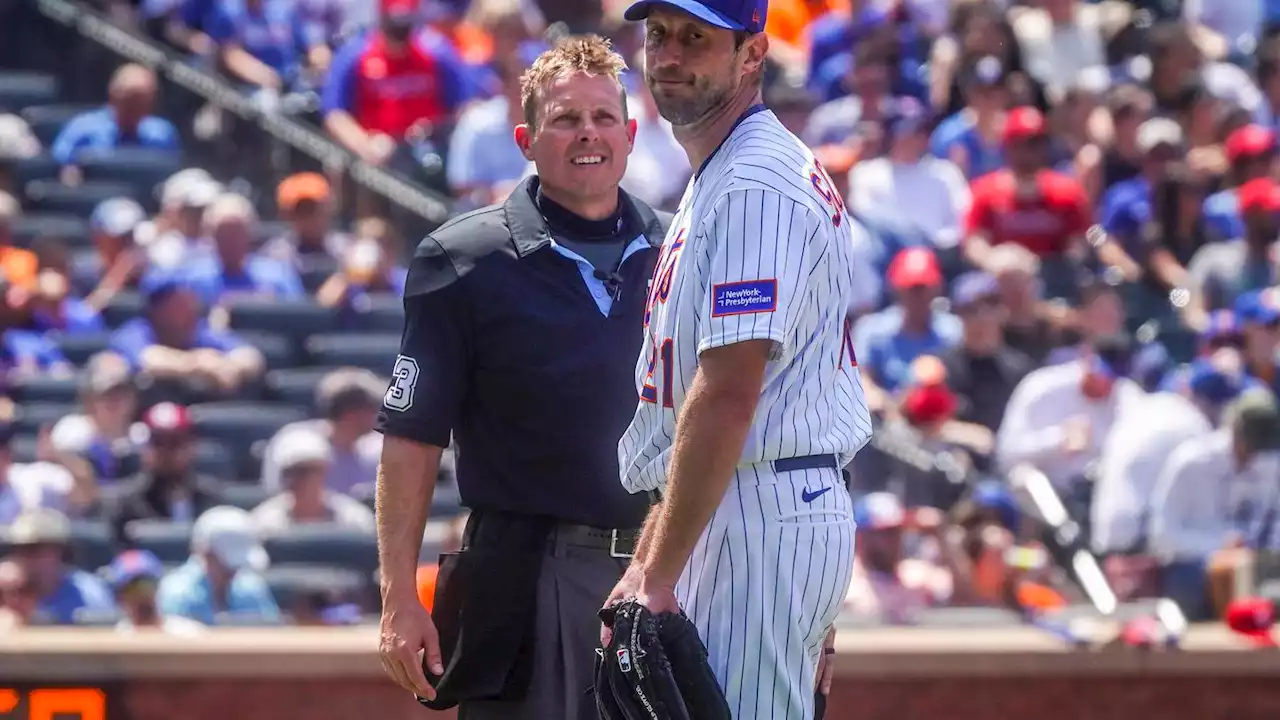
[624,0,768,34]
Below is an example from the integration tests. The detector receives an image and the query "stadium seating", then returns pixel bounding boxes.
[304,333,400,374]
[12,154,59,186]
[226,299,337,340]
[67,519,115,572]
[13,400,76,435]
[262,564,369,612]
[78,147,182,193]
[123,519,193,564]
[24,178,141,217]
[51,331,111,365]
[265,367,335,407]
[188,402,309,478]
[11,212,89,249]
[193,439,236,480]
[9,374,79,404]
[0,71,59,112]
[261,524,379,579]
[19,103,96,145]
[101,292,144,328]
[220,483,272,510]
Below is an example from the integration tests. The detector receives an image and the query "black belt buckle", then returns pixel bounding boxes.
[609,529,634,559]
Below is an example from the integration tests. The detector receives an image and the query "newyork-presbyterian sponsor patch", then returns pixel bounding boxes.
[712,279,777,317]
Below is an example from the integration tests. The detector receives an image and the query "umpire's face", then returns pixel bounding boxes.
[517,72,635,205]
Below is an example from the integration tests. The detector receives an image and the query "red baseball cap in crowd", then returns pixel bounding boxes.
[1003,106,1046,145]
[1225,597,1277,648]
[143,402,193,436]
[1225,124,1277,164]
[381,0,419,18]
[1237,177,1280,215]
[887,247,942,289]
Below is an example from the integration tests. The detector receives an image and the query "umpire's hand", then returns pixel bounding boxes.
[379,594,443,700]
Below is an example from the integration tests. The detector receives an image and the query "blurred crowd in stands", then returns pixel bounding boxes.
[3,0,1280,635]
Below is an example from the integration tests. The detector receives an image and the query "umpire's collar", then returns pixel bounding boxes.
[503,176,665,258]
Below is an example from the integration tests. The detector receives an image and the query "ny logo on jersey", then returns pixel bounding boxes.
[808,159,847,228]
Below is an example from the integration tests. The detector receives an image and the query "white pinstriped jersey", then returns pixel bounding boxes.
[619,108,874,494]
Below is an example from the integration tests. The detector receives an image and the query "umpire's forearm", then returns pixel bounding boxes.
[377,436,443,602]
[631,504,663,566]
[642,373,759,588]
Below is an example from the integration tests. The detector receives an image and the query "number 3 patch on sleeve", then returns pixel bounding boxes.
[384,355,420,412]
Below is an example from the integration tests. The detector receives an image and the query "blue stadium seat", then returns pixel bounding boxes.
[11,213,90,249]
[20,104,97,146]
[101,291,144,328]
[220,482,272,509]
[52,331,111,366]
[8,434,37,463]
[12,154,59,185]
[227,299,336,340]
[0,72,59,112]
[188,402,308,477]
[13,401,77,435]
[123,519,192,564]
[68,520,117,572]
[263,564,369,614]
[72,607,124,627]
[352,293,405,332]
[79,148,182,195]
[9,374,79,403]
[24,179,138,218]
[304,333,400,374]
[193,439,235,480]
[265,367,339,407]
[235,330,297,370]
[261,523,378,578]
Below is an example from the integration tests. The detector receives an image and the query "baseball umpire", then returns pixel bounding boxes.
[374,36,670,720]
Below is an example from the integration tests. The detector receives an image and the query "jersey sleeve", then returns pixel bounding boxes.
[694,189,820,360]
[375,237,471,447]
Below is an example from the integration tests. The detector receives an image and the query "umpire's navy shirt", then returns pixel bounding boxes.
[376,177,668,529]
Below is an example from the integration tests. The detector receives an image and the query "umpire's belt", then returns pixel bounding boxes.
[553,523,640,559]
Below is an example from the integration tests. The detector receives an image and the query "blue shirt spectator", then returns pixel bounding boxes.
[929,110,1005,180]
[856,306,964,392]
[183,192,305,307]
[1099,176,1153,256]
[1201,188,1243,244]
[2,330,70,373]
[853,248,963,393]
[446,95,530,200]
[157,506,281,626]
[50,65,179,167]
[206,0,311,86]
[109,317,244,372]
[7,509,116,625]
[182,253,306,308]
[39,570,118,624]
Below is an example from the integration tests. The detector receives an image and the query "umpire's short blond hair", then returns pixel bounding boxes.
[519,34,628,129]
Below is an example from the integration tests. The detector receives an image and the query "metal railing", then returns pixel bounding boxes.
[32,0,452,228]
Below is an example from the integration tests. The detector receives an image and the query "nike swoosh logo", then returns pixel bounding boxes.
[801,487,831,503]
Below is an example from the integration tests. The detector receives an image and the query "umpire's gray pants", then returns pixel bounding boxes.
[459,528,627,720]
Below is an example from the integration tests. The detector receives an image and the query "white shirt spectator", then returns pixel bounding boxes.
[1184,0,1264,56]
[621,94,690,210]
[250,491,375,534]
[1149,431,1280,562]
[847,156,971,250]
[995,361,1144,491]
[1012,2,1107,96]
[0,462,78,524]
[446,96,530,201]
[1091,392,1211,555]
[259,419,381,495]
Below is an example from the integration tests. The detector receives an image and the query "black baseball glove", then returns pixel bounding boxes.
[594,599,731,720]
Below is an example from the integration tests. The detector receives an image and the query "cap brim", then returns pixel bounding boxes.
[623,0,745,30]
